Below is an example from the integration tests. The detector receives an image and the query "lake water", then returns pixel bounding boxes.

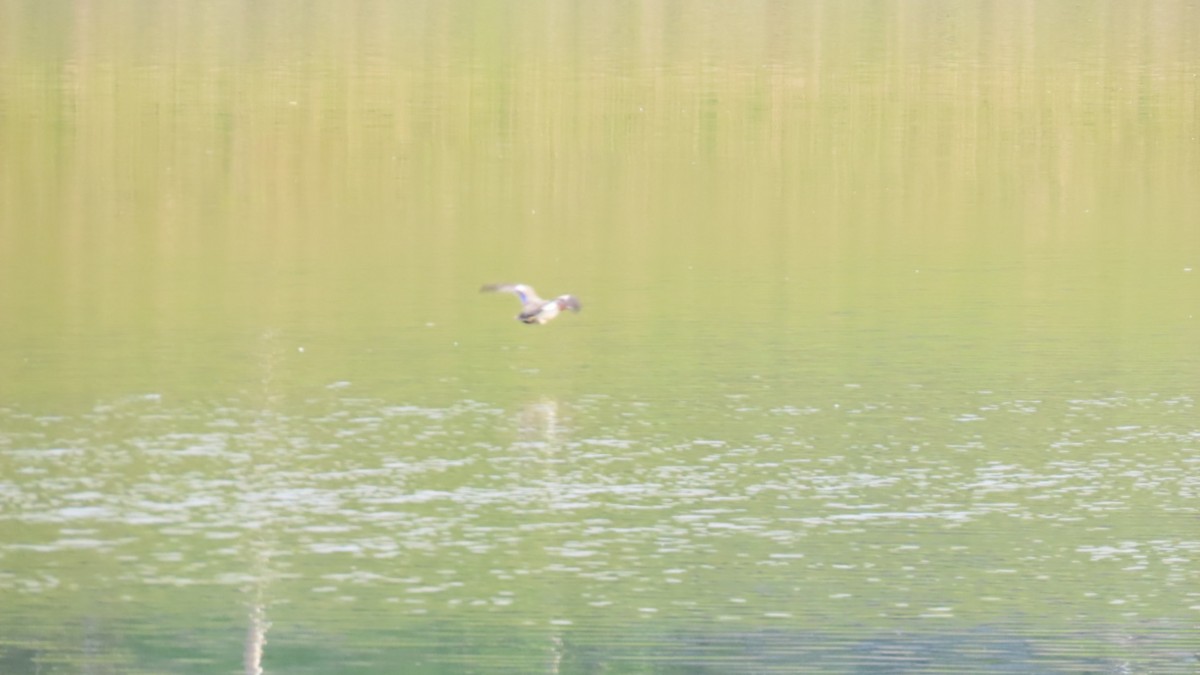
[2,2,1199,673]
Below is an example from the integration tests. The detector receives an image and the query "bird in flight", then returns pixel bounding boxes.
[481,283,582,324]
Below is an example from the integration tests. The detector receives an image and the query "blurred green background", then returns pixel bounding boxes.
[1,2,1198,672]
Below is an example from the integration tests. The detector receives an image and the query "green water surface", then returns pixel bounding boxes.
[1,2,1198,673]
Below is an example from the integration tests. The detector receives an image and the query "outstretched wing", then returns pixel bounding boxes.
[480,283,543,307]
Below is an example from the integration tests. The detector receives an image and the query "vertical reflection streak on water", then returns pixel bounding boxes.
[240,330,284,675]
[243,548,270,675]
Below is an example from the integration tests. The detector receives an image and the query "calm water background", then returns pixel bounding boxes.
[2,2,1199,673]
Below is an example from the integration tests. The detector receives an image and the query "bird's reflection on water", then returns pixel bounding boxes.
[516,397,569,674]
[516,398,564,445]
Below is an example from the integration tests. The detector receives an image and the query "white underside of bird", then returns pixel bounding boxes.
[481,283,582,324]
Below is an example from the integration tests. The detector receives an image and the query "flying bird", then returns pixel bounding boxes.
[480,283,582,324]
